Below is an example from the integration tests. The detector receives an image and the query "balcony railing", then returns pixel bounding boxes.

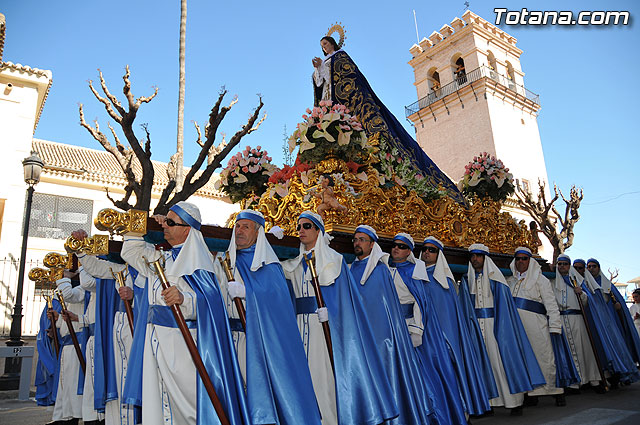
[405,65,540,117]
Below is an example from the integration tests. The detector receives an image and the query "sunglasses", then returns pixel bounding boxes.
[587,265,598,269]
[392,243,410,250]
[422,246,438,254]
[165,217,189,227]
[296,222,314,231]
[556,262,570,266]
[515,256,530,262]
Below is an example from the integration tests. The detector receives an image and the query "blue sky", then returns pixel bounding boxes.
[3,1,639,285]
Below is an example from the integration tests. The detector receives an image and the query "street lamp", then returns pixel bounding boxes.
[0,151,44,389]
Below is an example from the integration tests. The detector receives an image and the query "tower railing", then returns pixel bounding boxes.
[405,65,540,117]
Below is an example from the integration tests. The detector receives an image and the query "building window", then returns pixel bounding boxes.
[521,179,531,194]
[454,57,467,85]
[28,193,93,239]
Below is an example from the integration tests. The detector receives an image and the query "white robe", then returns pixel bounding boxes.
[471,273,525,408]
[213,254,247,381]
[282,253,337,425]
[121,236,199,425]
[79,268,105,422]
[554,274,600,386]
[51,286,86,422]
[630,303,640,339]
[507,270,562,396]
[78,254,138,424]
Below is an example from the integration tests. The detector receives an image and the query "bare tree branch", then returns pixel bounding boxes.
[515,180,583,263]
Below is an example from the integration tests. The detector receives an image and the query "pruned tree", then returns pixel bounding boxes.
[515,180,584,263]
[79,66,265,215]
[608,267,619,283]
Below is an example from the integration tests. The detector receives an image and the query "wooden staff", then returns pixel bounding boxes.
[303,251,335,374]
[55,289,86,375]
[44,293,60,358]
[111,267,135,334]
[144,256,231,425]
[218,254,246,330]
[570,276,608,390]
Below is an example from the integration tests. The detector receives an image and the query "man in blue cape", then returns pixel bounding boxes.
[72,229,142,425]
[553,255,603,392]
[121,201,248,425]
[387,233,475,424]
[587,258,640,366]
[573,259,639,385]
[213,209,321,425]
[506,247,579,407]
[36,297,62,408]
[417,235,497,416]
[282,211,397,425]
[349,225,443,425]
[49,273,87,424]
[461,243,544,416]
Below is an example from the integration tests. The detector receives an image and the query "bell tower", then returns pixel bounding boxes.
[406,10,549,199]
[406,10,552,257]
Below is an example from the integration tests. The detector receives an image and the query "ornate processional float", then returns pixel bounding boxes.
[213,23,540,268]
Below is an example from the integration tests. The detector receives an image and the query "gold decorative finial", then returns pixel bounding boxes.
[43,252,73,281]
[28,267,57,291]
[94,208,148,236]
[326,22,346,49]
[65,234,109,255]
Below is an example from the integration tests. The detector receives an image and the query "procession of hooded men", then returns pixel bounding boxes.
[34,201,640,425]
[30,33,639,425]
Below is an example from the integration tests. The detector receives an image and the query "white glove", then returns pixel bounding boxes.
[316,307,329,323]
[410,332,422,348]
[268,225,285,239]
[56,278,74,301]
[227,281,246,299]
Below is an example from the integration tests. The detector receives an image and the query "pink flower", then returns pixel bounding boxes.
[242,166,249,173]
[480,167,485,172]
[305,108,312,114]
[249,165,260,173]
[302,114,309,120]
[231,171,237,177]
[256,145,262,150]
[251,149,257,155]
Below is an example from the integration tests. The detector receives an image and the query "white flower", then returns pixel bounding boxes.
[233,174,248,184]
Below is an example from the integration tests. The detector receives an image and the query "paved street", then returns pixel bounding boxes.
[1,383,639,424]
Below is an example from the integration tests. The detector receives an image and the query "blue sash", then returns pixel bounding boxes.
[60,335,74,347]
[560,309,581,316]
[475,308,495,319]
[295,296,317,315]
[147,305,197,329]
[86,323,95,337]
[229,318,245,333]
[513,297,547,315]
[400,303,414,319]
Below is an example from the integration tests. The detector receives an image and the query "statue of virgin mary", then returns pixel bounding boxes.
[312,30,465,204]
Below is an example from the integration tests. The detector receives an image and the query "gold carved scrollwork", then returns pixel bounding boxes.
[94,208,148,236]
[42,252,73,281]
[64,234,109,255]
[28,267,57,291]
[256,158,537,254]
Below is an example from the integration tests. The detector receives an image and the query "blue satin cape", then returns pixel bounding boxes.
[550,331,581,387]
[596,277,640,364]
[183,268,250,425]
[421,264,494,416]
[457,277,499,400]
[350,258,435,425]
[122,276,150,408]
[297,259,399,424]
[35,300,62,406]
[580,283,639,382]
[93,277,120,412]
[391,261,469,423]
[234,245,321,424]
[463,275,546,394]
